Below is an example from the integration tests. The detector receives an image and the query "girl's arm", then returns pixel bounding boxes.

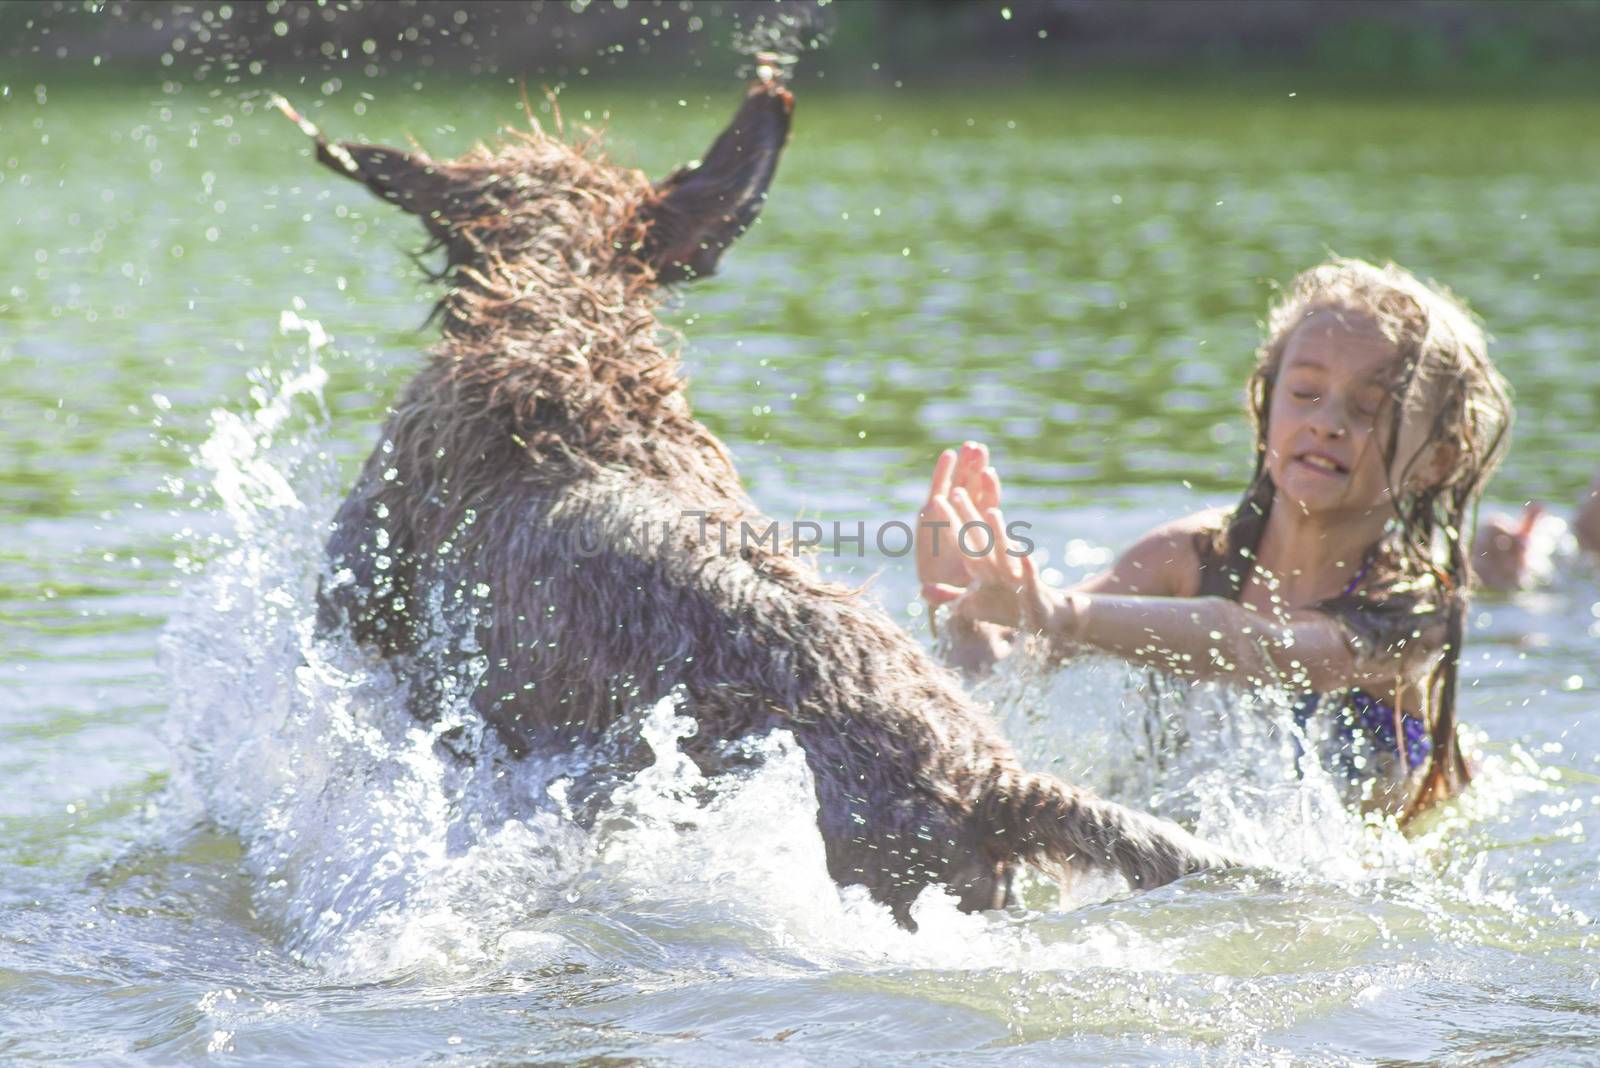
[1041,589,1386,693]
[915,440,1219,677]
[926,513,1212,677]
[937,489,1424,695]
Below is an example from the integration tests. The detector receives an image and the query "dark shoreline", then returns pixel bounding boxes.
[5,0,1599,97]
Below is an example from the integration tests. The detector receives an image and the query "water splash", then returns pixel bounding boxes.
[731,3,831,82]
[154,329,1142,979]
[155,314,1572,1028]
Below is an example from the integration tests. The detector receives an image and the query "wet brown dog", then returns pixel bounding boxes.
[291,72,1240,925]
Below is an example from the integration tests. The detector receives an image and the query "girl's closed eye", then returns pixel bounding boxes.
[1352,385,1389,422]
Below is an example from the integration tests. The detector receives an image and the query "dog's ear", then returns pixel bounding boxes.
[315,141,453,220]
[638,77,793,285]
[274,95,451,226]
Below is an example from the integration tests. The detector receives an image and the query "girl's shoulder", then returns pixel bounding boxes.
[1128,506,1232,550]
[1096,507,1230,597]
[1167,506,1233,538]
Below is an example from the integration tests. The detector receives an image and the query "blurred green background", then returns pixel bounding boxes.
[4,0,1598,522]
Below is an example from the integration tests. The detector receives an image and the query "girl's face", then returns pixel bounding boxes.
[1264,310,1433,519]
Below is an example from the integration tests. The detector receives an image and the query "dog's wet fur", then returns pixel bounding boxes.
[296,74,1241,925]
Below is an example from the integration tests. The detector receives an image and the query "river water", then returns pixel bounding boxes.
[3,73,1599,1063]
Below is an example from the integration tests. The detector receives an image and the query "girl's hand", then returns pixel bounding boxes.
[1471,502,1544,592]
[916,442,1003,593]
[923,485,1069,641]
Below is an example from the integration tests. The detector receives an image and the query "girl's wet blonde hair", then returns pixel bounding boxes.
[1213,258,1513,821]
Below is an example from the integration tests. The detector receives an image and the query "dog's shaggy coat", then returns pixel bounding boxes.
[297,75,1240,924]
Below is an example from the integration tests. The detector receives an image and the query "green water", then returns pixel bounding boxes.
[3,74,1600,1063]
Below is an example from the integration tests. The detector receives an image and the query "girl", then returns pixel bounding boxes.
[917,259,1512,821]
